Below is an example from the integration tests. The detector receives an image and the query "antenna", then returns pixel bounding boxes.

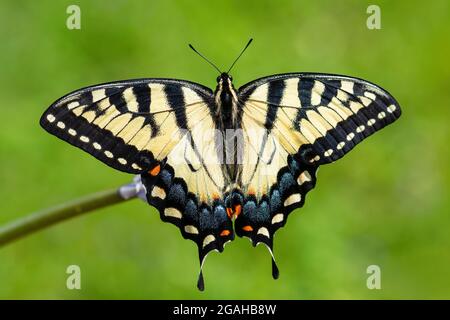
[227,38,253,73]
[188,43,221,74]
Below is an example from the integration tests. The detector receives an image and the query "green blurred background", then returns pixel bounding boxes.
[0,0,449,299]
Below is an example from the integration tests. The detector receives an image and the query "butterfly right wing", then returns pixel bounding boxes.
[233,73,401,278]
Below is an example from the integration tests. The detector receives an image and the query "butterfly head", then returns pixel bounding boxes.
[216,72,233,83]
[216,73,234,89]
[214,72,237,112]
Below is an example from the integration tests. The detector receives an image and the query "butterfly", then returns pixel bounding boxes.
[40,39,401,290]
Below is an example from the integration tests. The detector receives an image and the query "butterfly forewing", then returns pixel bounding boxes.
[40,79,213,173]
[240,73,401,163]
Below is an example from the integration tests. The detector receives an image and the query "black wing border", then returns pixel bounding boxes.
[238,72,401,107]
[45,77,214,108]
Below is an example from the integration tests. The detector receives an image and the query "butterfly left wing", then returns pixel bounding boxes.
[235,73,401,277]
[40,79,234,290]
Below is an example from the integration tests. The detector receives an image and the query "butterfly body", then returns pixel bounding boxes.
[212,72,243,185]
[40,69,401,290]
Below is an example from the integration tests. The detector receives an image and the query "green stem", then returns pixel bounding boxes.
[0,187,136,248]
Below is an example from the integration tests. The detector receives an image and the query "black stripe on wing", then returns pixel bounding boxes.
[264,80,285,130]
[164,84,188,129]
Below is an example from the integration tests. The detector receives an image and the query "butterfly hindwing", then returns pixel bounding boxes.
[140,160,234,254]
[140,154,234,291]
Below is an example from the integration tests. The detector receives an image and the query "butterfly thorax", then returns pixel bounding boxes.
[214,73,239,129]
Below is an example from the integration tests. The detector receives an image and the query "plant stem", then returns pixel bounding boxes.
[0,187,137,248]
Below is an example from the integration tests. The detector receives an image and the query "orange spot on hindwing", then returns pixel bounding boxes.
[220,230,231,237]
[242,225,253,232]
[233,204,242,218]
[149,164,161,176]
[226,207,233,218]
[226,204,242,219]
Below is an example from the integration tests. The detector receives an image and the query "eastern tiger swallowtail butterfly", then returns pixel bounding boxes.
[40,39,401,291]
